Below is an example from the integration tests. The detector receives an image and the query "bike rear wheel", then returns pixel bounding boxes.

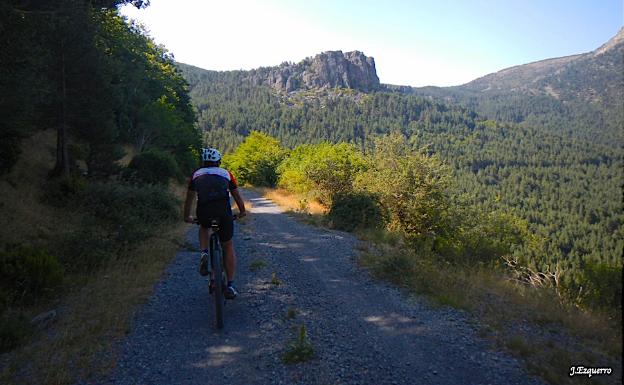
[211,236,225,329]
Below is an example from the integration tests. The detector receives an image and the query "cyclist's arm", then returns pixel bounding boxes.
[231,189,246,217]
[183,189,196,222]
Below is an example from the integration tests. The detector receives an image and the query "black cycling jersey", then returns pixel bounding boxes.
[188,167,238,241]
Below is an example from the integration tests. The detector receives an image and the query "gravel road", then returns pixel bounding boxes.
[104,189,544,385]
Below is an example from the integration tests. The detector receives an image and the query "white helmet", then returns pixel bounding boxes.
[201,148,221,162]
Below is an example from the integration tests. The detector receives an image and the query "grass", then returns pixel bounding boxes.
[358,237,622,385]
[1,223,189,385]
[285,308,298,320]
[0,129,193,384]
[282,325,314,364]
[248,187,329,228]
[249,259,267,272]
[270,272,282,286]
[249,187,326,214]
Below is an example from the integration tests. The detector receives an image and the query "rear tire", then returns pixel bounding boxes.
[212,239,225,329]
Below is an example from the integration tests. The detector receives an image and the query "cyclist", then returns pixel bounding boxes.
[183,148,246,299]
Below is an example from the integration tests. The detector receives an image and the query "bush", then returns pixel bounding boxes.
[0,246,64,307]
[0,311,34,353]
[0,130,22,175]
[434,208,531,265]
[41,176,88,207]
[223,131,286,186]
[60,220,118,272]
[124,149,180,185]
[578,262,622,310]
[356,133,451,240]
[328,192,385,231]
[58,182,179,271]
[278,142,367,204]
[81,182,178,226]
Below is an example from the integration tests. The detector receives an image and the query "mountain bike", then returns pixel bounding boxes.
[196,215,237,329]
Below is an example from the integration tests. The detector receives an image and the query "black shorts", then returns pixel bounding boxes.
[196,204,234,242]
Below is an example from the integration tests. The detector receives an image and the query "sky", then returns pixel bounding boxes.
[120,0,623,87]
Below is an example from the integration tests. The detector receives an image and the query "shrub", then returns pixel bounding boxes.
[434,208,531,265]
[578,262,622,310]
[0,311,34,353]
[0,130,22,175]
[222,131,286,186]
[81,182,178,226]
[356,133,451,240]
[0,246,64,306]
[124,149,180,185]
[328,192,385,231]
[278,142,367,204]
[60,182,179,271]
[282,325,314,364]
[41,176,88,207]
[173,146,199,180]
[60,220,118,272]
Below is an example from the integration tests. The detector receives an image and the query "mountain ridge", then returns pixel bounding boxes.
[454,27,624,97]
[245,50,380,92]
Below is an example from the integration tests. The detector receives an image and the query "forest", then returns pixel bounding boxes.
[179,63,622,308]
[0,0,199,353]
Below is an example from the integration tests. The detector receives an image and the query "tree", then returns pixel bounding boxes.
[222,131,286,186]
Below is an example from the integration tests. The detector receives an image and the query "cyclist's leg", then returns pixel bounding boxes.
[219,214,238,298]
[222,239,237,281]
[199,226,211,250]
[196,204,215,277]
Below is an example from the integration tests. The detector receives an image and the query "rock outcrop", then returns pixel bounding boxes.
[248,51,380,92]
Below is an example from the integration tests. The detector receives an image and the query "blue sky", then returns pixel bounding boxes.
[120,0,623,87]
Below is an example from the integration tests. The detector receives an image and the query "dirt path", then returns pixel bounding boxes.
[104,189,544,385]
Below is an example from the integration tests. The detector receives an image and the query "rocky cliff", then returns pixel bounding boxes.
[248,51,380,92]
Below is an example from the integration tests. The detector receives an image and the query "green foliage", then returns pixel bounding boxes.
[0,4,199,178]
[285,308,298,320]
[277,142,367,204]
[222,131,286,186]
[0,312,34,353]
[434,208,533,264]
[577,262,622,310]
[356,133,451,241]
[61,182,178,271]
[270,272,281,286]
[328,192,385,232]
[41,176,88,207]
[282,325,314,364]
[249,259,267,272]
[0,133,23,175]
[0,246,64,308]
[125,149,180,185]
[181,61,623,308]
[84,182,178,224]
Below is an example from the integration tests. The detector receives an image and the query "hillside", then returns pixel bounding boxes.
[406,28,624,143]
[176,35,622,301]
[0,4,199,381]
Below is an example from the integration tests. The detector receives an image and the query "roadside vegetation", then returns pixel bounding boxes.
[223,130,622,384]
[1,2,200,383]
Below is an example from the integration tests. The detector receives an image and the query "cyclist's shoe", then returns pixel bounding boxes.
[199,252,210,276]
[224,284,238,299]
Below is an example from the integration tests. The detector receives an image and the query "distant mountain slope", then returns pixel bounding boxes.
[176,44,622,283]
[406,28,624,143]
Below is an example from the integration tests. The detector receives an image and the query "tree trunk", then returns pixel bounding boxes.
[53,39,70,177]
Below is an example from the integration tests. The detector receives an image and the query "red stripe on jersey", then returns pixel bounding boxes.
[228,171,238,188]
